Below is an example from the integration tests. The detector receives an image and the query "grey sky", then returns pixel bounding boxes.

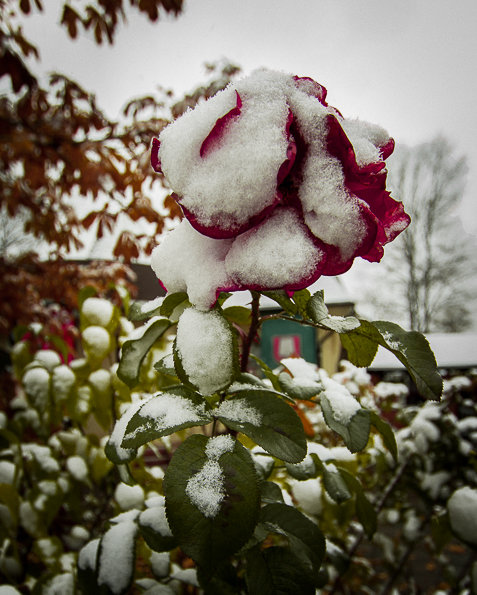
[21,0,477,235]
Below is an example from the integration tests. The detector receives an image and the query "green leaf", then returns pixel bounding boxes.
[355,491,377,539]
[223,305,252,326]
[340,320,442,400]
[160,291,189,318]
[128,298,163,322]
[122,386,212,449]
[117,318,172,387]
[78,286,97,309]
[320,395,370,453]
[245,545,316,595]
[278,371,322,401]
[138,508,177,552]
[339,468,377,538]
[322,465,352,503]
[260,503,326,579]
[153,354,177,376]
[339,321,379,367]
[291,289,311,316]
[372,320,443,400]
[260,481,285,505]
[215,389,307,463]
[307,291,360,332]
[164,434,260,577]
[262,291,298,316]
[249,354,282,392]
[369,411,398,463]
[197,560,243,594]
[285,453,321,480]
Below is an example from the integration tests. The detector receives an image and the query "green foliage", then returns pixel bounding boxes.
[2,285,460,594]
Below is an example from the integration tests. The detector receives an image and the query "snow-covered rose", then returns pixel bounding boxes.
[151,69,410,309]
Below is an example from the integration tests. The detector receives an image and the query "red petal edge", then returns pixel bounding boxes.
[293,76,328,105]
[151,138,162,174]
[200,90,242,158]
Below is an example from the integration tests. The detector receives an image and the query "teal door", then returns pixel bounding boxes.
[258,317,318,369]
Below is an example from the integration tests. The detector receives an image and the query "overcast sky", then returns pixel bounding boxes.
[21,0,477,235]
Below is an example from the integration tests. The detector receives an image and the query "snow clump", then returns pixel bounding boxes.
[176,307,234,394]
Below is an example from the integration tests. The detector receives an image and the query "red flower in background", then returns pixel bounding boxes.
[150,70,410,310]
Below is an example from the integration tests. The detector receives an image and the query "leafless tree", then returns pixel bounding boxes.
[368,136,476,332]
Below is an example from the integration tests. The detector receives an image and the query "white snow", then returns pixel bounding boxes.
[447,486,477,545]
[108,396,151,462]
[176,307,234,394]
[82,325,111,355]
[135,393,208,432]
[82,297,114,327]
[88,368,111,394]
[151,220,232,311]
[22,367,50,408]
[33,349,61,371]
[321,376,361,424]
[215,398,262,426]
[290,478,323,516]
[420,471,451,500]
[52,365,76,401]
[224,207,325,288]
[22,443,60,473]
[114,482,145,510]
[66,456,89,482]
[281,357,321,386]
[185,434,235,518]
[205,434,235,459]
[78,538,100,571]
[159,71,291,232]
[139,506,173,536]
[186,460,225,518]
[140,296,164,313]
[97,520,138,594]
[374,381,409,399]
[0,461,15,485]
[150,552,170,578]
[42,572,74,595]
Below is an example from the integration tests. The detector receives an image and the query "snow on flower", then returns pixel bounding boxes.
[151,69,410,309]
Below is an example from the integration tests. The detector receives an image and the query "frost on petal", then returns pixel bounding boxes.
[225,207,326,291]
[158,71,294,237]
[176,308,234,395]
[151,220,233,310]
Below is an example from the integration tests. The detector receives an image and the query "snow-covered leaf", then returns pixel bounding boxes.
[340,319,442,400]
[214,389,307,463]
[122,387,212,449]
[117,318,172,387]
[163,434,260,578]
[97,518,138,595]
[322,465,352,503]
[320,394,370,453]
[307,291,360,332]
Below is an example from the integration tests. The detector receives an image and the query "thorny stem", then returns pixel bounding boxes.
[240,292,261,372]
